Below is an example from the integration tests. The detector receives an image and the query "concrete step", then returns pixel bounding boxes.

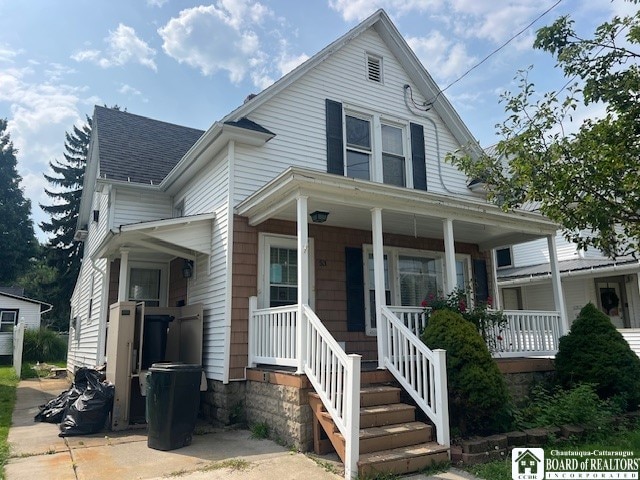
[360,385,401,407]
[358,442,450,477]
[359,403,416,428]
[335,421,433,454]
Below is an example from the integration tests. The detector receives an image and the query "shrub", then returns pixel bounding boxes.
[555,303,640,410]
[514,383,619,435]
[22,328,68,363]
[421,309,512,436]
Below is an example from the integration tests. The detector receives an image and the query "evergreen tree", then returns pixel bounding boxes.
[40,116,91,318]
[0,119,38,284]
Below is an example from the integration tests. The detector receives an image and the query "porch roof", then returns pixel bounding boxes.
[235,167,558,251]
[92,213,215,261]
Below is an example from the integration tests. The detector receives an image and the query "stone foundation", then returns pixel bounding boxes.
[201,380,246,425]
[496,358,555,403]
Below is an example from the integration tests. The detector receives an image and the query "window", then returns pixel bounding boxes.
[258,234,315,309]
[346,115,372,180]
[496,247,513,268]
[129,268,162,306]
[363,246,470,334]
[382,124,405,186]
[0,310,18,333]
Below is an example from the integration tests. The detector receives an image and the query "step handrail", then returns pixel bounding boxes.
[380,305,450,447]
[302,304,360,479]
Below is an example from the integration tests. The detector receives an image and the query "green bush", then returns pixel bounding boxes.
[515,383,619,434]
[555,303,640,410]
[22,328,68,363]
[421,309,512,436]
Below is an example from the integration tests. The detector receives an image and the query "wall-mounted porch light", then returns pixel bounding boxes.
[182,259,194,279]
[310,211,330,223]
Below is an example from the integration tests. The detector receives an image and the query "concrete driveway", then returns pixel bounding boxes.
[5,377,478,480]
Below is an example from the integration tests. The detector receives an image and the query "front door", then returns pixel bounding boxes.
[596,280,626,328]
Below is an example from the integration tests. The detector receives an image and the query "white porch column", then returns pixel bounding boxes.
[296,195,309,374]
[117,248,129,302]
[371,208,386,368]
[548,234,569,333]
[490,248,502,310]
[443,219,457,294]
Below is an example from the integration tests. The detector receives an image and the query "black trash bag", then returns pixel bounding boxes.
[34,368,104,423]
[58,368,114,437]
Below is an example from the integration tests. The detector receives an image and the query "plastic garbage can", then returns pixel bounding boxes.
[146,363,202,451]
[142,315,174,369]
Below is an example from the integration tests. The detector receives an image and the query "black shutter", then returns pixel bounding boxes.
[345,247,366,332]
[326,99,344,175]
[473,258,489,303]
[410,122,427,191]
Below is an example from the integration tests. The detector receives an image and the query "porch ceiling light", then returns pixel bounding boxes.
[182,259,194,279]
[310,211,330,223]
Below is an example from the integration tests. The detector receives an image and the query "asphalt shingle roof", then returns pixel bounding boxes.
[94,106,205,185]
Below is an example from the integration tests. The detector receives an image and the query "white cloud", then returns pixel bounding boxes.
[72,24,157,71]
[158,2,272,85]
[118,83,142,96]
[146,0,168,7]
[329,0,442,22]
[407,32,477,82]
[0,44,22,63]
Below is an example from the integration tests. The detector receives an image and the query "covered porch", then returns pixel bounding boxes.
[235,167,566,478]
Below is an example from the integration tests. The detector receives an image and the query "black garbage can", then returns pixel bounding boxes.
[146,363,202,451]
[142,315,174,369]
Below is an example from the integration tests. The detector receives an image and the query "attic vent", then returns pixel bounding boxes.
[367,54,382,83]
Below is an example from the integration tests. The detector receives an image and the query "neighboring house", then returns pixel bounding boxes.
[70,10,566,477]
[0,287,52,355]
[495,233,640,356]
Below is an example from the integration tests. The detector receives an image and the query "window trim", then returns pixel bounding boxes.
[0,309,18,333]
[257,233,315,309]
[342,107,412,188]
[127,261,169,307]
[362,245,471,335]
[495,247,514,269]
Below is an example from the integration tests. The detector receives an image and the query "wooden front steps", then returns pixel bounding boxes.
[309,381,449,477]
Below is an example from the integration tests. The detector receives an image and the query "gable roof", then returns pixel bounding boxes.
[94,106,205,185]
[0,291,53,313]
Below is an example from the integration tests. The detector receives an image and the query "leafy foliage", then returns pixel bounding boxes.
[22,328,68,363]
[421,309,512,436]
[0,119,38,284]
[514,383,619,434]
[423,287,507,352]
[555,303,640,410]
[450,3,640,257]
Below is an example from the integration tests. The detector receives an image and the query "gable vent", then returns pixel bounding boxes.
[367,55,382,83]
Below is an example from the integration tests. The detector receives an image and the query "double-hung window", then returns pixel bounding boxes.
[345,114,372,180]
[381,124,405,187]
[0,310,18,333]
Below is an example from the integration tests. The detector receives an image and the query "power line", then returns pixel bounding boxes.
[424,0,564,107]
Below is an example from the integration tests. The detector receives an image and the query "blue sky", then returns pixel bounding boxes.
[0,0,631,241]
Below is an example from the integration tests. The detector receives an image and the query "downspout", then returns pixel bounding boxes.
[403,85,456,195]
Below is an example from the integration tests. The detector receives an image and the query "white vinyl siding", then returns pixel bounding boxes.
[511,232,580,268]
[175,150,230,381]
[112,190,173,227]
[233,28,480,205]
[0,297,41,355]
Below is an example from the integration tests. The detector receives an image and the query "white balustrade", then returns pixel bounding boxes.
[389,306,429,335]
[491,310,562,357]
[248,298,298,367]
[380,306,450,447]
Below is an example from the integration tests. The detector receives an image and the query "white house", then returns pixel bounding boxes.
[0,287,52,355]
[69,10,567,477]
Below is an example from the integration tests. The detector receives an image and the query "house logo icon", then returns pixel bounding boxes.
[512,447,544,480]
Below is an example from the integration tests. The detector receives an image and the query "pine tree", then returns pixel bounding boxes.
[40,116,91,316]
[0,119,38,284]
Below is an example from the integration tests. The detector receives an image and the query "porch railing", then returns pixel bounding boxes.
[248,299,297,367]
[491,310,562,357]
[379,306,450,447]
[248,298,360,479]
[389,305,429,336]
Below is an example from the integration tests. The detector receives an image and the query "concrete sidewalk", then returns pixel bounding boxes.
[5,377,479,480]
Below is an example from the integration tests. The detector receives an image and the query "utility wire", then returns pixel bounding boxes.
[424,0,564,107]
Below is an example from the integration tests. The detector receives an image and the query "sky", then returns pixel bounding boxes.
[0,0,633,242]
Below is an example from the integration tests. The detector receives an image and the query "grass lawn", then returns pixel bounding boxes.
[0,366,19,479]
[467,428,640,480]
[21,361,67,380]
